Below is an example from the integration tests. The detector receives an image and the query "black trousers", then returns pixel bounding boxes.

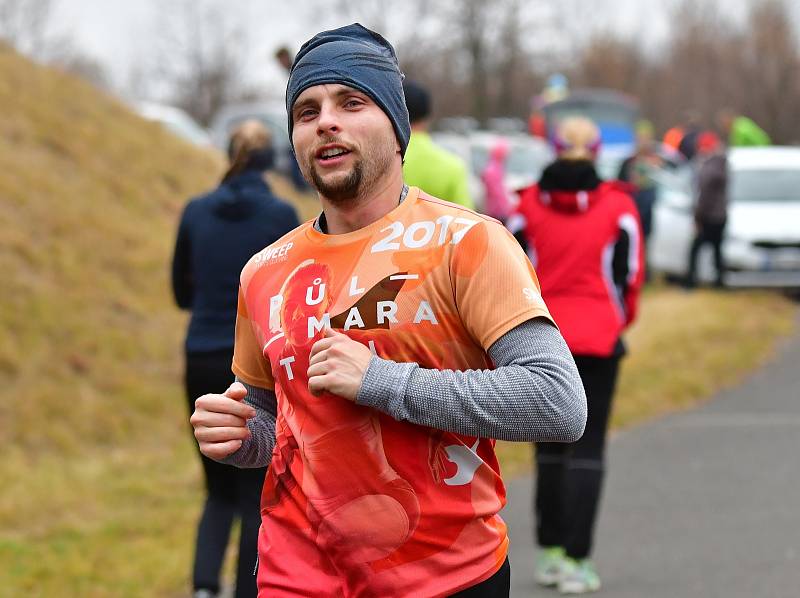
[450,557,510,597]
[534,355,620,560]
[186,349,267,598]
[686,220,726,287]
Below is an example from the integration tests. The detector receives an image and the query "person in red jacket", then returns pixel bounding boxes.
[508,116,644,594]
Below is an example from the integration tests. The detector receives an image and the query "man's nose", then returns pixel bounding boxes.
[316,103,341,136]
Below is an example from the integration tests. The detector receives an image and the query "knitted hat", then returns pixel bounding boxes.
[402,80,431,124]
[286,23,410,157]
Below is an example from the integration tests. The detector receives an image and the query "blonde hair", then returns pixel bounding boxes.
[223,120,273,182]
[554,116,601,161]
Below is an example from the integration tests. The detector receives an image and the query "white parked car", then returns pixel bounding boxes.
[135,102,214,148]
[649,147,800,288]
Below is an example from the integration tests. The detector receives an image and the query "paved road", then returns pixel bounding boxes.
[503,316,800,598]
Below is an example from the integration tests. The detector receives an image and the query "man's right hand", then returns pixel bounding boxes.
[190,382,257,460]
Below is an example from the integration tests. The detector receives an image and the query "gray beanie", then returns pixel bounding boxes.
[286,23,410,157]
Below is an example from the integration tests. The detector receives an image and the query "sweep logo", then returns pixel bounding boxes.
[254,242,294,265]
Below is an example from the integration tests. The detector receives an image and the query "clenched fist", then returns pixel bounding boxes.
[190,382,256,460]
[307,328,373,400]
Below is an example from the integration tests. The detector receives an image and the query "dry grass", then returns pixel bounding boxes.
[0,47,796,596]
[0,48,318,596]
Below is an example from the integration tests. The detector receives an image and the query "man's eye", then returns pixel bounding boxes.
[344,99,363,109]
[298,109,317,120]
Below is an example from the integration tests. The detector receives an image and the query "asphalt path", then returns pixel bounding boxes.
[503,313,800,598]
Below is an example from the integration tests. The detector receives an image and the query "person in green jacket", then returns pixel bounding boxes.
[402,81,474,209]
[717,109,771,147]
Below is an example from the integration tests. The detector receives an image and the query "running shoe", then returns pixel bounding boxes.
[558,557,601,594]
[534,545,565,586]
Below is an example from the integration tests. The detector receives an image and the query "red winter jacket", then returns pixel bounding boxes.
[508,163,644,357]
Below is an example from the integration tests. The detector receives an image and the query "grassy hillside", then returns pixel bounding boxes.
[0,46,217,454]
[0,47,318,596]
[0,47,796,596]
[0,45,320,456]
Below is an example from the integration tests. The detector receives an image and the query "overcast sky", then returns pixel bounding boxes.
[50,0,798,101]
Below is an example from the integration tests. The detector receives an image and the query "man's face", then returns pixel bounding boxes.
[636,130,654,152]
[291,84,400,203]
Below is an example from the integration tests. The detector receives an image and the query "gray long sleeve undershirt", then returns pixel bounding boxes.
[219,382,277,468]
[221,317,587,468]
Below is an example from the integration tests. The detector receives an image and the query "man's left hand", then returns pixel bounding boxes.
[307,328,372,401]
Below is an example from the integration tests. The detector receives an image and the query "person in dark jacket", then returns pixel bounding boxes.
[617,120,663,243]
[171,120,300,598]
[508,116,644,594]
[684,131,728,288]
[677,111,703,161]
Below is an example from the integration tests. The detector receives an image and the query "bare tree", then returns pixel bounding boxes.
[52,52,111,90]
[0,0,112,91]
[434,0,536,123]
[201,0,800,144]
[561,0,800,142]
[329,0,414,43]
[0,0,78,62]
[664,1,741,124]
[544,0,604,67]
[573,35,643,92]
[0,0,53,58]
[460,0,491,124]
[148,0,253,126]
[492,0,524,116]
[739,0,799,143]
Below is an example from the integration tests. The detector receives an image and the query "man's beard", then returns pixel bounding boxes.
[308,157,364,203]
[303,136,395,204]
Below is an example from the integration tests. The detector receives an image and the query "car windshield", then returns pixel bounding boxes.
[731,169,800,203]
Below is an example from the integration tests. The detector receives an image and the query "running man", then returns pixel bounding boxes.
[190,23,587,597]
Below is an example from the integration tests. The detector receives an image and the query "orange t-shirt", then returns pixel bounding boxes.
[233,187,551,597]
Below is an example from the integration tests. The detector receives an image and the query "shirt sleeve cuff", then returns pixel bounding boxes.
[355,356,417,416]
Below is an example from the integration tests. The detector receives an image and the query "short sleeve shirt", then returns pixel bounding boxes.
[233,187,551,597]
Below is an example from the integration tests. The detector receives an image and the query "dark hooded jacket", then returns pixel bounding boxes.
[694,153,728,224]
[171,170,300,352]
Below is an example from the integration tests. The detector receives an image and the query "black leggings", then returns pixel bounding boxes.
[686,220,726,287]
[449,557,510,597]
[186,350,266,598]
[534,355,620,560]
